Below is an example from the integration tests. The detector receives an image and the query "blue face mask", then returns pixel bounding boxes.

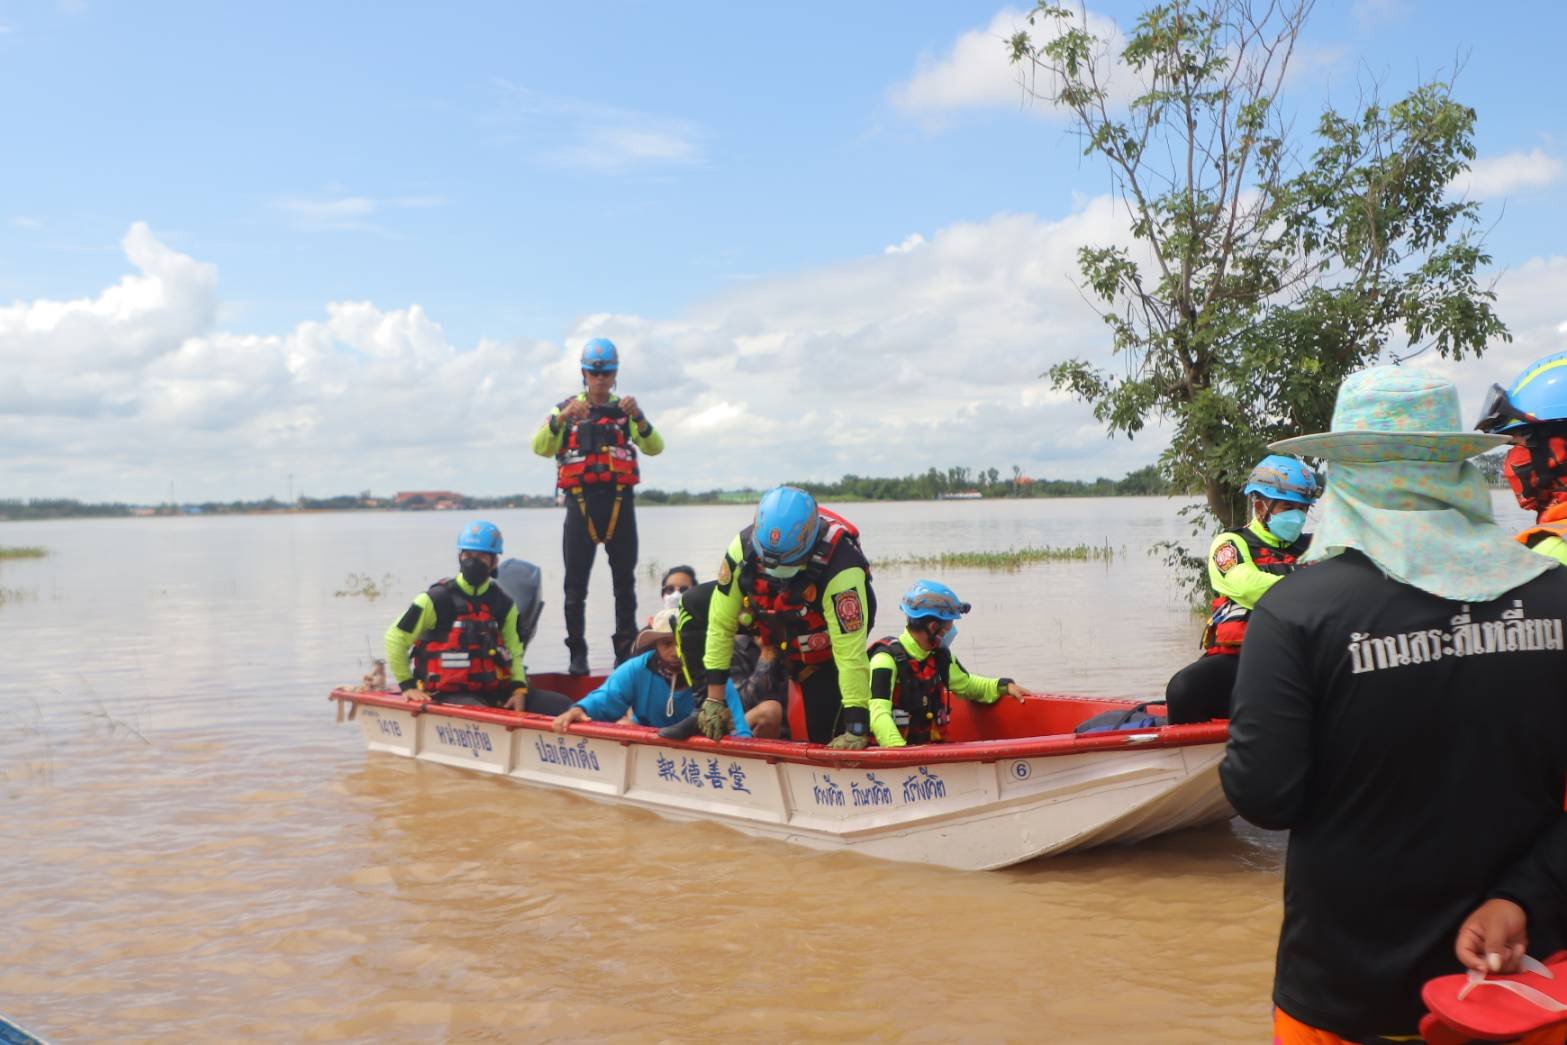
[940,625,957,649]
[1266,508,1307,543]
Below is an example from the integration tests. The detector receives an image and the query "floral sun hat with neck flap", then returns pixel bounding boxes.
[1269,365,1554,602]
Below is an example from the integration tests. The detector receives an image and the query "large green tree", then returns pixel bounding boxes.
[1008,0,1508,551]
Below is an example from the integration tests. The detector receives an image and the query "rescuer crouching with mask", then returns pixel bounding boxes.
[860,580,1032,748]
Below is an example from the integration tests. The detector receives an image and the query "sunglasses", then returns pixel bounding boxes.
[661,583,692,597]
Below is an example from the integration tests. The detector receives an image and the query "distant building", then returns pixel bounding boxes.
[394,490,464,510]
[937,491,983,500]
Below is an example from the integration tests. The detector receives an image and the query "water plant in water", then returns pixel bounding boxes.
[878,543,1121,572]
[335,573,395,600]
[0,546,47,560]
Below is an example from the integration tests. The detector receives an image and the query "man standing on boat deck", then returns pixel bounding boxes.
[861,580,1031,747]
[1477,349,1567,566]
[532,338,663,674]
[699,485,876,746]
[384,521,573,715]
[1220,367,1567,1043]
[1163,454,1319,724]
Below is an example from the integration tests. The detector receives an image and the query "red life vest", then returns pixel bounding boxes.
[555,400,640,490]
[869,636,952,744]
[1517,502,1567,549]
[411,579,514,694]
[737,510,873,668]
[1204,526,1308,654]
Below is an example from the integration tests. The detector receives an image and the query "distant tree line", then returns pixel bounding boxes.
[0,464,1179,521]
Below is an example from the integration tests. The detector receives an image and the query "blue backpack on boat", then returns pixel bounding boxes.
[1074,702,1166,735]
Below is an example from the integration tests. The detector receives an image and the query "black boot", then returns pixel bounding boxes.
[567,641,589,676]
[657,711,702,741]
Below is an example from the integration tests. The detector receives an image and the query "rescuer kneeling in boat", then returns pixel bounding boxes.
[1162,454,1319,724]
[532,337,664,675]
[700,485,877,746]
[1476,349,1567,567]
[859,580,1031,748]
[654,571,786,740]
[385,521,573,715]
[1220,366,1567,1044]
[550,608,751,736]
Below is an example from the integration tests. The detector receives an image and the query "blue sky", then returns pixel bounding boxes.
[3,0,1566,501]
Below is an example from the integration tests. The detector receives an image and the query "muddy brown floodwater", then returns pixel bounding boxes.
[0,496,1533,1041]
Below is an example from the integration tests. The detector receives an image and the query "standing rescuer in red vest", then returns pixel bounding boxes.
[532,338,663,674]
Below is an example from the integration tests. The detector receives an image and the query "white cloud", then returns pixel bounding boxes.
[889,6,1129,122]
[9,216,43,230]
[17,207,1555,505]
[1453,149,1565,199]
[1352,0,1413,29]
[0,208,1157,501]
[489,80,706,173]
[271,192,448,232]
[884,233,926,255]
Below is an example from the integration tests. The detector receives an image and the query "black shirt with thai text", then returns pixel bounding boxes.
[1221,550,1567,1036]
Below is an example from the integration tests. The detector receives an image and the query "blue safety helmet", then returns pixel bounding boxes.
[1476,350,1567,433]
[900,580,971,622]
[580,338,619,374]
[1242,455,1321,505]
[750,486,822,567]
[457,520,503,555]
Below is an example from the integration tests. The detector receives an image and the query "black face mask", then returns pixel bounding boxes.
[459,559,492,587]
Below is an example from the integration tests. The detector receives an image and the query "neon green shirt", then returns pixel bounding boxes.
[1208,516,1294,610]
[1528,536,1567,567]
[384,575,526,690]
[703,533,872,713]
[866,628,1002,748]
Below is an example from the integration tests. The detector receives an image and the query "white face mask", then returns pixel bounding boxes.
[663,591,684,610]
[763,563,803,580]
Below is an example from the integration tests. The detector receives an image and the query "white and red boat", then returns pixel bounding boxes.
[330,674,1232,871]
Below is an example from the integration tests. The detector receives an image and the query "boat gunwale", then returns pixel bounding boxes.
[330,688,1228,769]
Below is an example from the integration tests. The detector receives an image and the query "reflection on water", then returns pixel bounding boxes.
[0,496,1533,1040]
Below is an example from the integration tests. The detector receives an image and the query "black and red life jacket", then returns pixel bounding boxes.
[869,636,952,744]
[411,578,515,693]
[555,399,640,490]
[736,509,875,668]
[1204,526,1309,654]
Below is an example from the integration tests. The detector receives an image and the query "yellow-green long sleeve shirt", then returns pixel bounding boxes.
[866,628,1002,747]
[530,392,664,458]
[703,534,872,712]
[1208,516,1295,611]
[384,576,526,691]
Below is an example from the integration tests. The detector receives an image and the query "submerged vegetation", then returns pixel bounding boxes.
[878,543,1121,572]
[0,546,47,559]
[335,573,395,601]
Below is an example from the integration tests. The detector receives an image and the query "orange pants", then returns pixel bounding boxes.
[1274,1006,1567,1045]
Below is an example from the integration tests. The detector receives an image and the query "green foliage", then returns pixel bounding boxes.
[0,546,47,559]
[1011,0,1509,561]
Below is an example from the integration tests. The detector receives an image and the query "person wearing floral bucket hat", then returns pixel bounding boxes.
[1163,453,1322,724]
[1219,366,1567,1044]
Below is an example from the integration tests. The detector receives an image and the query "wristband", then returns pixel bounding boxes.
[398,678,418,693]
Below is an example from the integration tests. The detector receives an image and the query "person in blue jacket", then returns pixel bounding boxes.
[549,608,751,736]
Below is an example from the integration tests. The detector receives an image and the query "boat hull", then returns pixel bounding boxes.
[332,681,1232,871]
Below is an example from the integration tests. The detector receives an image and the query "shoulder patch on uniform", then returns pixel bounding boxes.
[1212,540,1241,574]
[717,557,732,585]
[832,589,865,633]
